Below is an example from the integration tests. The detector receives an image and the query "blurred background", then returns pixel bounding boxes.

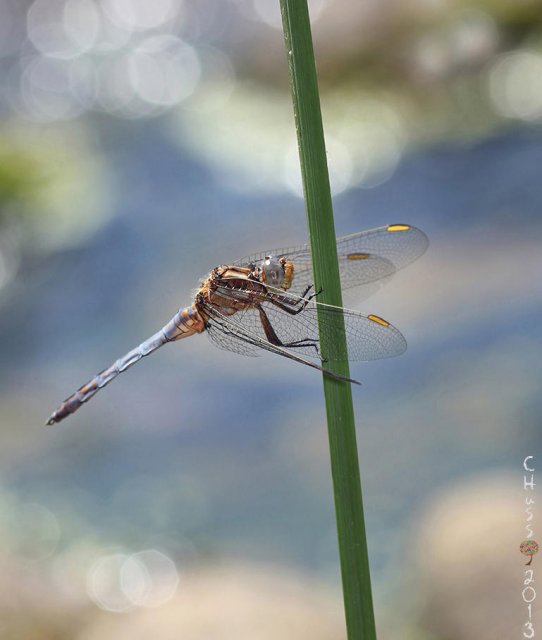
[0,0,541,638]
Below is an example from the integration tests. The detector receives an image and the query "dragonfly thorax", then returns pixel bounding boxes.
[260,256,294,291]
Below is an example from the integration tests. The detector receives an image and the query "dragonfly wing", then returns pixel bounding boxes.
[288,253,397,298]
[235,224,428,296]
[288,224,428,293]
[326,304,406,360]
[203,302,359,383]
[204,287,406,363]
[204,284,269,357]
[206,308,262,357]
[336,224,428,271]
[255,294,407,361]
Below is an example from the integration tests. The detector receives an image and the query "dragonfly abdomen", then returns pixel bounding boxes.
[162,303,205,341]
[46,305,204,425]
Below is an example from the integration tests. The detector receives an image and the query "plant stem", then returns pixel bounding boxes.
[279,2,377,638]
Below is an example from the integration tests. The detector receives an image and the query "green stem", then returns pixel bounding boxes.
[279,2,377,639]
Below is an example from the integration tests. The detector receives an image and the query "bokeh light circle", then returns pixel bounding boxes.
[87,549,179,612]
[489,50,542,121]
[9,503,61,562]
[102,0,180,32]
[128,35,201,107]
[27,0,100,60]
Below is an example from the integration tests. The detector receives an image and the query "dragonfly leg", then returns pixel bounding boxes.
[268,299,304,315]
[300,284,313,298]
[282,338,321,355]
[269,284,324,317]
[270,292,310,315]
[256,304,320,356]
[303,284,323,300]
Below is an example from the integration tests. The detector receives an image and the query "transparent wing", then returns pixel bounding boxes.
[206,311,261,357]
[203,287,406,363]
[203,301,359,384]
[235,224,428,297]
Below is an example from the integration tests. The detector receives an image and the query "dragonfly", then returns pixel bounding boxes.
[46,223,428,425]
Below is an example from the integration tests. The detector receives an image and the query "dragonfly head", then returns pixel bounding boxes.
[261,256,294,291]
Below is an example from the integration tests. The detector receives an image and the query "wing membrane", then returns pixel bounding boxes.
[203,302,359,384]
[235,224,428,296]
[203,286,406,363]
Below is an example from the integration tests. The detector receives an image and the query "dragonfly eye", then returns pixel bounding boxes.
[262,257,286,288]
